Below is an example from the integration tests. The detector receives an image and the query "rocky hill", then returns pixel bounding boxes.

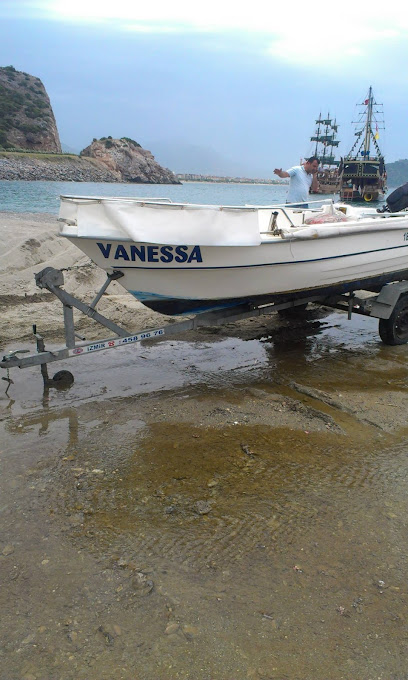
[0,65,61,152]
[0,65,180,183]
[80,137,180,184]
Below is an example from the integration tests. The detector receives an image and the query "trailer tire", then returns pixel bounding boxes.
[378,294,408,345]
[52,370,75,388]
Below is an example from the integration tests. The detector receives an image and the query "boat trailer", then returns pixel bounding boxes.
[1,267,408,393]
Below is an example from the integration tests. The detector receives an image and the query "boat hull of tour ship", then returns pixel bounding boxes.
[339,158,386,203]
[59,196,408,316]
[311,169,340,195]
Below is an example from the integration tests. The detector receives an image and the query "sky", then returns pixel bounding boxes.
[1,0,408,176]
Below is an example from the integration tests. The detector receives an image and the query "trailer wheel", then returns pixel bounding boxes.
[378,294,408,345]
[52,370,75,388]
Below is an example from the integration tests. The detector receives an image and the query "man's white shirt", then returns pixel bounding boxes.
[286,165,313,203]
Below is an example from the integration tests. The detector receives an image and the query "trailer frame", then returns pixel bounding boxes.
[1,267,408,393]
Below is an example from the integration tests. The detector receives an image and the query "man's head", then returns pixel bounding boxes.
[304,156,319,174]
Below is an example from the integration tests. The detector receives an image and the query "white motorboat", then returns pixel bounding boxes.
[58,195,408,316]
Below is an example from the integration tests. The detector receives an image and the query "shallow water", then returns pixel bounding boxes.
[1,308,408,680]
[0,180,293,214]
[0,178,391,214]
[1,308,406,414]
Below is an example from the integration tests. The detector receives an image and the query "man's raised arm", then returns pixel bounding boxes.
[274,168,290,178]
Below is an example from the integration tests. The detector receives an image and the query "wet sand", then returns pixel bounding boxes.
[1,212,408,680]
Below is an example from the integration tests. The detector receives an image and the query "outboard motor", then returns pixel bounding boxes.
[377,182,408,213]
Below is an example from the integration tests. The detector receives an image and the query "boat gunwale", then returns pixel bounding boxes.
[59,213,408,247]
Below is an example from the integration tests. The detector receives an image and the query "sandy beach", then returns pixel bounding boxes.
[1,211,408,680]
[0,211,174,346]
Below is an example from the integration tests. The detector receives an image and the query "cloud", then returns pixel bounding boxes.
[15,0,406,29]
[4,0,408,71]
[267,25,400,68]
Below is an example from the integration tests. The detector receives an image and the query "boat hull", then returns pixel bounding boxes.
[140,269,408,315]
[339,158,387,202]
[340,187,384,203]
[65,222,408,315]
[311,184,339,195]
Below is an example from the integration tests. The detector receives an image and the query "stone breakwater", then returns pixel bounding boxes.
[0,150,181,184]
[0,155,120,182]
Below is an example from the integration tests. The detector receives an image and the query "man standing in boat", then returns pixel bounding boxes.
[274,156,319,208]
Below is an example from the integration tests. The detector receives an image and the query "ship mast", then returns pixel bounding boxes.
[310,114,339,168]
[363,86,373,157]
[347,86,384,161]
[313,115,321,157]
[322,114,329,166]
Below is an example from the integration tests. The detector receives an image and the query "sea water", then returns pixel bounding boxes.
[0,179,336,213]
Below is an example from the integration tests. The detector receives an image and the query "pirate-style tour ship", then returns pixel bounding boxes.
[339,87,387,202]
[309,114,341,194]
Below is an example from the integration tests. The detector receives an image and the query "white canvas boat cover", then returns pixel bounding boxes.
[279,219,408,239]
[59,196,262,246]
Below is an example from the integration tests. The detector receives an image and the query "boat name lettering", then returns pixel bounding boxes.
[96,242,203,264]
[404,232,408,241]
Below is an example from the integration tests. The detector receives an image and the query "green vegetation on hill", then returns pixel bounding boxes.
[95,136,142,149]
[0,65,60,151]
[386,159,408,187]
[0,150,78,160]
[0,67,51,148]
[121,137,141,148]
